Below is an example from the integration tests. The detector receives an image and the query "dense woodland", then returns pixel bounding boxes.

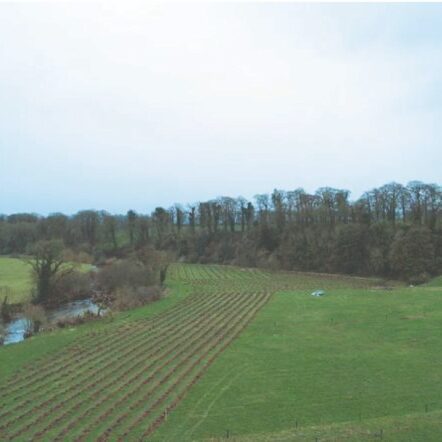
[1,181,441,283]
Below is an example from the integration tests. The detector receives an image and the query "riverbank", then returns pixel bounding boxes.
[1,298,102,345]
[0,256,94,304]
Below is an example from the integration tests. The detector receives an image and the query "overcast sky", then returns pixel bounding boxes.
[1,2,441,215]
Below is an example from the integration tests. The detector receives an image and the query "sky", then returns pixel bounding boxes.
[1,2,441,215]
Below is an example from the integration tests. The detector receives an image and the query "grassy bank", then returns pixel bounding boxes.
[152,283,442,441]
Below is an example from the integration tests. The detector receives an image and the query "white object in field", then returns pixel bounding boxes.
[311,290,325,297]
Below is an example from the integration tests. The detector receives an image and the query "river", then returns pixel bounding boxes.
[1,299,100,345]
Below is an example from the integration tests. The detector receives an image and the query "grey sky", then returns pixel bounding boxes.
[1,3,441,214]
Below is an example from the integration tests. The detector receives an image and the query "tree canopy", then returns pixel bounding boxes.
[1,181,440,282]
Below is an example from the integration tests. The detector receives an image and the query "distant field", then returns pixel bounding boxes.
[0,256,92,304]
[168,263,385,294]
[1,263,441,441]
[0,257,32,304]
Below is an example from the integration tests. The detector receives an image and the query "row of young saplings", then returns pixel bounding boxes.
[0,291,217,402]
[170,263,271,283]
[4,292,266,440]
[1,293,225,437]
[34,293,250,441]
[172,264,341,295]
[1,290,271,441]
[93,293,270,442]
[141,293,272,440]
[0,292,226,420]
[175,263,381,292]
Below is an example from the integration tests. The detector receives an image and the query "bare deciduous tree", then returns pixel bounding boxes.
[26,240,72,305]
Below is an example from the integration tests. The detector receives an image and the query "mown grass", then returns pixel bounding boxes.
[152,284,442,441]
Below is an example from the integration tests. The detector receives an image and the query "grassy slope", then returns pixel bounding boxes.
[0,256,93,304]
[425,275,442,287]
[153,285,442,441]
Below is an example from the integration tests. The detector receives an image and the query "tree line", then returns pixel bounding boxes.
[1,181,441,283]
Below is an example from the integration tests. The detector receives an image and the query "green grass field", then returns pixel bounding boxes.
[1,263,441,441]
[0,257,93,304]
[153,285,442,441]
[0,257,33,304]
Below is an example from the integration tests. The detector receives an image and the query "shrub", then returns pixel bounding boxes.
[55,309,101,328]
[53,270,92,302]
[96,259,156,292]
[408,272,431,285]
[1,296,12,322]
[23,303,47,335]
[0,323,5,345]
[112,286,161,311]
[62,246,94,264]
